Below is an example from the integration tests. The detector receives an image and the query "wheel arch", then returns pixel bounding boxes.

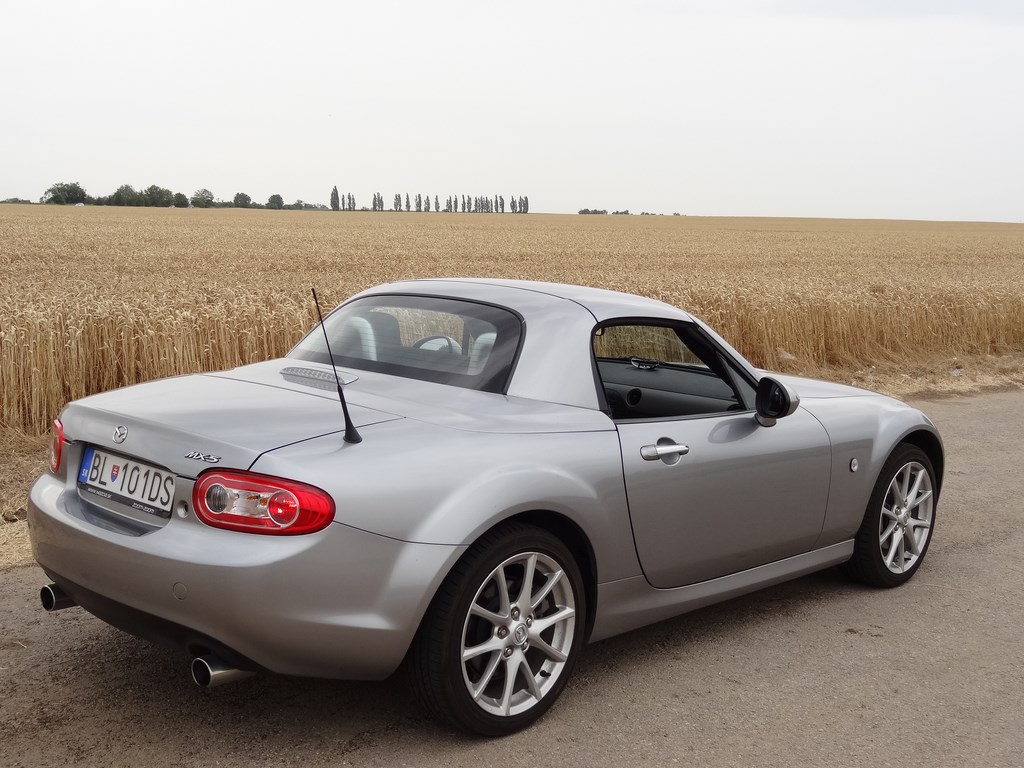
[899,428,944,495]
[841,431,940,587]
[414,510,600,647]
[507,509,598,643]
[405,510,598,733]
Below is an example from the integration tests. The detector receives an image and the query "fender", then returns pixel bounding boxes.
[252,418,644,584]
[803,394,944,547]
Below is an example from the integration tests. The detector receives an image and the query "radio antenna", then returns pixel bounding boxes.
[312,288,362,444]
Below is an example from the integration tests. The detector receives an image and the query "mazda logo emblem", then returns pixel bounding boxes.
[112,425,128,444]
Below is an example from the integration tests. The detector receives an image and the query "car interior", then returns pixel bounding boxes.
[594,322,756,420]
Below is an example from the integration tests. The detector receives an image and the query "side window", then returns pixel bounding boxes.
[594,325,703,368]
[593,322,754,420]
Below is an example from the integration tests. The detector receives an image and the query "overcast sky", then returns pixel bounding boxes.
[2,1,1022,220]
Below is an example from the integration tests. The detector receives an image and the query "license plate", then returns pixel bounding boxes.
[78,446,175,517]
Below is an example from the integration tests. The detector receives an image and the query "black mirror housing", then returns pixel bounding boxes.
[755,376,800,427]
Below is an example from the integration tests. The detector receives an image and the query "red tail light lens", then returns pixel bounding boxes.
[49,419,64,474]
[192,471,334,535]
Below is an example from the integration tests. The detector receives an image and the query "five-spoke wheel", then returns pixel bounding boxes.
[410,524,585,736]
[461,550,577,717]
[844,443,937,587]
[878,458,934,574]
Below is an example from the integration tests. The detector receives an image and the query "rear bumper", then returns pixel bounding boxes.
[39,568,266,671]
[28,473,463,680]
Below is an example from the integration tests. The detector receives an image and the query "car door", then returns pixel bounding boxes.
[594,321,831,589]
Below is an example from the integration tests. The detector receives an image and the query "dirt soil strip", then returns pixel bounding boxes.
[2,391,1022,767]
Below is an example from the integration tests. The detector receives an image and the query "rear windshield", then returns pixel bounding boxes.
[289,294,523,393]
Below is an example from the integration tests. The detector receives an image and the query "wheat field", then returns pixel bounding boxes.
[3,204,1024,563]
[3,204,1024,435]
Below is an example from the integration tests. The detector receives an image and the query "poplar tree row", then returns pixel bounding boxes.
[333,187,529,214]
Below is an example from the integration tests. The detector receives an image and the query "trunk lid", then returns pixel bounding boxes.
[61,368,401,477]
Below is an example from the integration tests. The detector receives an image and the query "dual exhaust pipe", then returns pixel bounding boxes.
[40,582,76,612]
[39,582,253,688]
[190,655,255,688]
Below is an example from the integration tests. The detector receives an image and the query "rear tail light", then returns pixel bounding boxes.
[49,419,64,474]
[192,471,334,535]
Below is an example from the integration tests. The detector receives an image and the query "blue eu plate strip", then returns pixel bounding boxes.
[78,446,94,483]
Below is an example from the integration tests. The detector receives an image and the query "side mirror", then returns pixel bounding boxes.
[755,376,800,427]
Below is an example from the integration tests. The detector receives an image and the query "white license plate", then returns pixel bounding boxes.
[78,446,175,516]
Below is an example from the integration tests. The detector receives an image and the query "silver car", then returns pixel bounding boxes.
[28,278,942,735]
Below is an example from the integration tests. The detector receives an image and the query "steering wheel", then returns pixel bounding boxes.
[413,335,460,354]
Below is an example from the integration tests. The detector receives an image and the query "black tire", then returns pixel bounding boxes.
[843,443,937,588]
[409,523,586,736]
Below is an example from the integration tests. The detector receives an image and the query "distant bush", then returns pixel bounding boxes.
[578,208,608,215]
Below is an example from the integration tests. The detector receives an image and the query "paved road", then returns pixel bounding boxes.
[2,391,1022,767]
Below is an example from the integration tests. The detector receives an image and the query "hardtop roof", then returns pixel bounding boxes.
[367,277,693,324]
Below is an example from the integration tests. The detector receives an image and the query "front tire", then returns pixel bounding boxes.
[410,523,585,736]
[843,443,937,587]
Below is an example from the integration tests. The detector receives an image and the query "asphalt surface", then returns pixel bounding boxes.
[2,390,1022,767]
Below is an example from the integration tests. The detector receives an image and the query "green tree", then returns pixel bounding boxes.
[190,189,214,208]
[267,194,284,210]
[142,185,174,207]
[172,192,189,208]
[233,192,252,208]
[111,184,143,206]
[43,181,87,205]
[330,186,340,211]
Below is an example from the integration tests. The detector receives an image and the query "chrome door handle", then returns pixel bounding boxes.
[640,442,690,461]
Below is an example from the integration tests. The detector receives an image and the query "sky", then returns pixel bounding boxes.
[1,0,1022,221]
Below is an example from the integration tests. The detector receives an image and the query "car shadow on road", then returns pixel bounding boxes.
[16,565,867,752]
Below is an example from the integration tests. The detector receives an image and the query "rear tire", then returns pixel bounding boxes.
[843,443,937,588]
[410,523,585,736]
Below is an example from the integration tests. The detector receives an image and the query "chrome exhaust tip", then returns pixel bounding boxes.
[191,655,255,688]
[40,583,76,612]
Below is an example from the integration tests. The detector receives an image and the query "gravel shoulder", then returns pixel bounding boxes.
[2,390,1022,767]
